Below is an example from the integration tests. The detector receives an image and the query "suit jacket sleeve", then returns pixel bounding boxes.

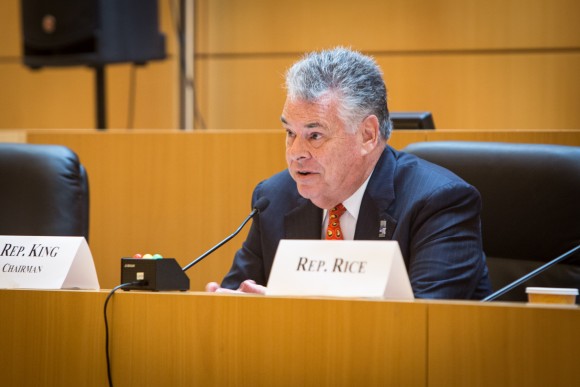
[404,181,489,299]
[366,147,491,299]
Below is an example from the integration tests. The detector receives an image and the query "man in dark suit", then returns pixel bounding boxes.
[207,47,491,299]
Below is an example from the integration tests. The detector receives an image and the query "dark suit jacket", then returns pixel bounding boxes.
[222,146,492,299]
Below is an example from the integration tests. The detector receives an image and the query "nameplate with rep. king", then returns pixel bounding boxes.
[0,235,99,290]
[266,240,414,300]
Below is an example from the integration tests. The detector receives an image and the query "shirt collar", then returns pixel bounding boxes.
[342,171,373,219]
[322,170,374,221]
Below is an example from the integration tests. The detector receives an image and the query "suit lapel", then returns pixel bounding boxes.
[354,147,398,240]
[284,198,323,239]
[355,192,397,240]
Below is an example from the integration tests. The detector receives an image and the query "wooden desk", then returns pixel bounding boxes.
[0,290,426,386]
[1,290,578,387]
[428,300,580,387]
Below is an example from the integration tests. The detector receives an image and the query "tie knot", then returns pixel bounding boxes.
[329,203,346,219]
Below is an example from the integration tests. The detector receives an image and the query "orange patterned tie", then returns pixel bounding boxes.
[326,203,346,240]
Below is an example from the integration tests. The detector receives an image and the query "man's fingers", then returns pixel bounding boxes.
[206,279,266,294]
[238,280,266,294]
[205,282,220,292]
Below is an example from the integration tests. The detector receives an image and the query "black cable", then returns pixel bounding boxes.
[103,281,144,387]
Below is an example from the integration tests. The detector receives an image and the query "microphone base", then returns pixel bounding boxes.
[120,258,190,291]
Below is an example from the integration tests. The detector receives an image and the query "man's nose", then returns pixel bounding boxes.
[287,136,311,161]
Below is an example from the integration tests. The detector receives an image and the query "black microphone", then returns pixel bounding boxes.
[482,243,580,302]
[120,197,269,291]
[181,197,270,272]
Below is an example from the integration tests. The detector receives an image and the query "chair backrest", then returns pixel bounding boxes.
[0,143,89,240]
[404,141,580,302]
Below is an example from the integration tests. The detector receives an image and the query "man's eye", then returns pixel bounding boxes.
[285,129,296,138]
[309,132,322,140]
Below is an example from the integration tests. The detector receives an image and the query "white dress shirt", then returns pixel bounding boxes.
[321,172,373,240]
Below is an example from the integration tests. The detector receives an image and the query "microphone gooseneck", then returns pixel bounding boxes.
[482,243,580,302]
[181,197,270,272]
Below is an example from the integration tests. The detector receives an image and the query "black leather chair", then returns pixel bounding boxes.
[0,143,89,240]
[404,141,580,302]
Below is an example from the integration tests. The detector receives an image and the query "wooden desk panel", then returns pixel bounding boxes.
[428,301,580,387]
[2,290,578,387]
[0,290,108,387]
[112,293,426,386]
[0,290,426,387]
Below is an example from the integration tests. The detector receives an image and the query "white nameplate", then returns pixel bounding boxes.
[0,236,100,290]
[266,240,414,300]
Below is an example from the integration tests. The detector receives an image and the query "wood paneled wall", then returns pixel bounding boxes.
[194,0,580,130]
[1,1,579,131]
[27,130,288,290]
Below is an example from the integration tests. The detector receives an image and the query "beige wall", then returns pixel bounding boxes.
[1,0,579,131]
[193,0,580,130]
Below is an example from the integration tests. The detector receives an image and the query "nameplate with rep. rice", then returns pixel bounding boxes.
[0,235,99,289]
[266,240,414,300]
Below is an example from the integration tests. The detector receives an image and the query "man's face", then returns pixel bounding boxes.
[281,95,371,209]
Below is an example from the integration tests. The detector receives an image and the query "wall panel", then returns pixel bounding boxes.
[381,53,580,130]
[194,56,293,129]
[27,130,287,290]
[195,53,580,130]
[195,0,580,53]
[0,63,95,129]
[2,0,579,131]
[194,0,580,130]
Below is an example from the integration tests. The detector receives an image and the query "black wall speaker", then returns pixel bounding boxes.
[21,0,166,68]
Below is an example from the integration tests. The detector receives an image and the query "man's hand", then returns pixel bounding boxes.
[205,279,266,295]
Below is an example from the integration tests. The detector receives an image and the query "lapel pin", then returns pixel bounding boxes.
[379,219,387,238]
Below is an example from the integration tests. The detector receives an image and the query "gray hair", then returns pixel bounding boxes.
[285,47,392,140]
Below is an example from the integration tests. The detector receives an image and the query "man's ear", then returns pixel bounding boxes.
[360,114,381,153]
